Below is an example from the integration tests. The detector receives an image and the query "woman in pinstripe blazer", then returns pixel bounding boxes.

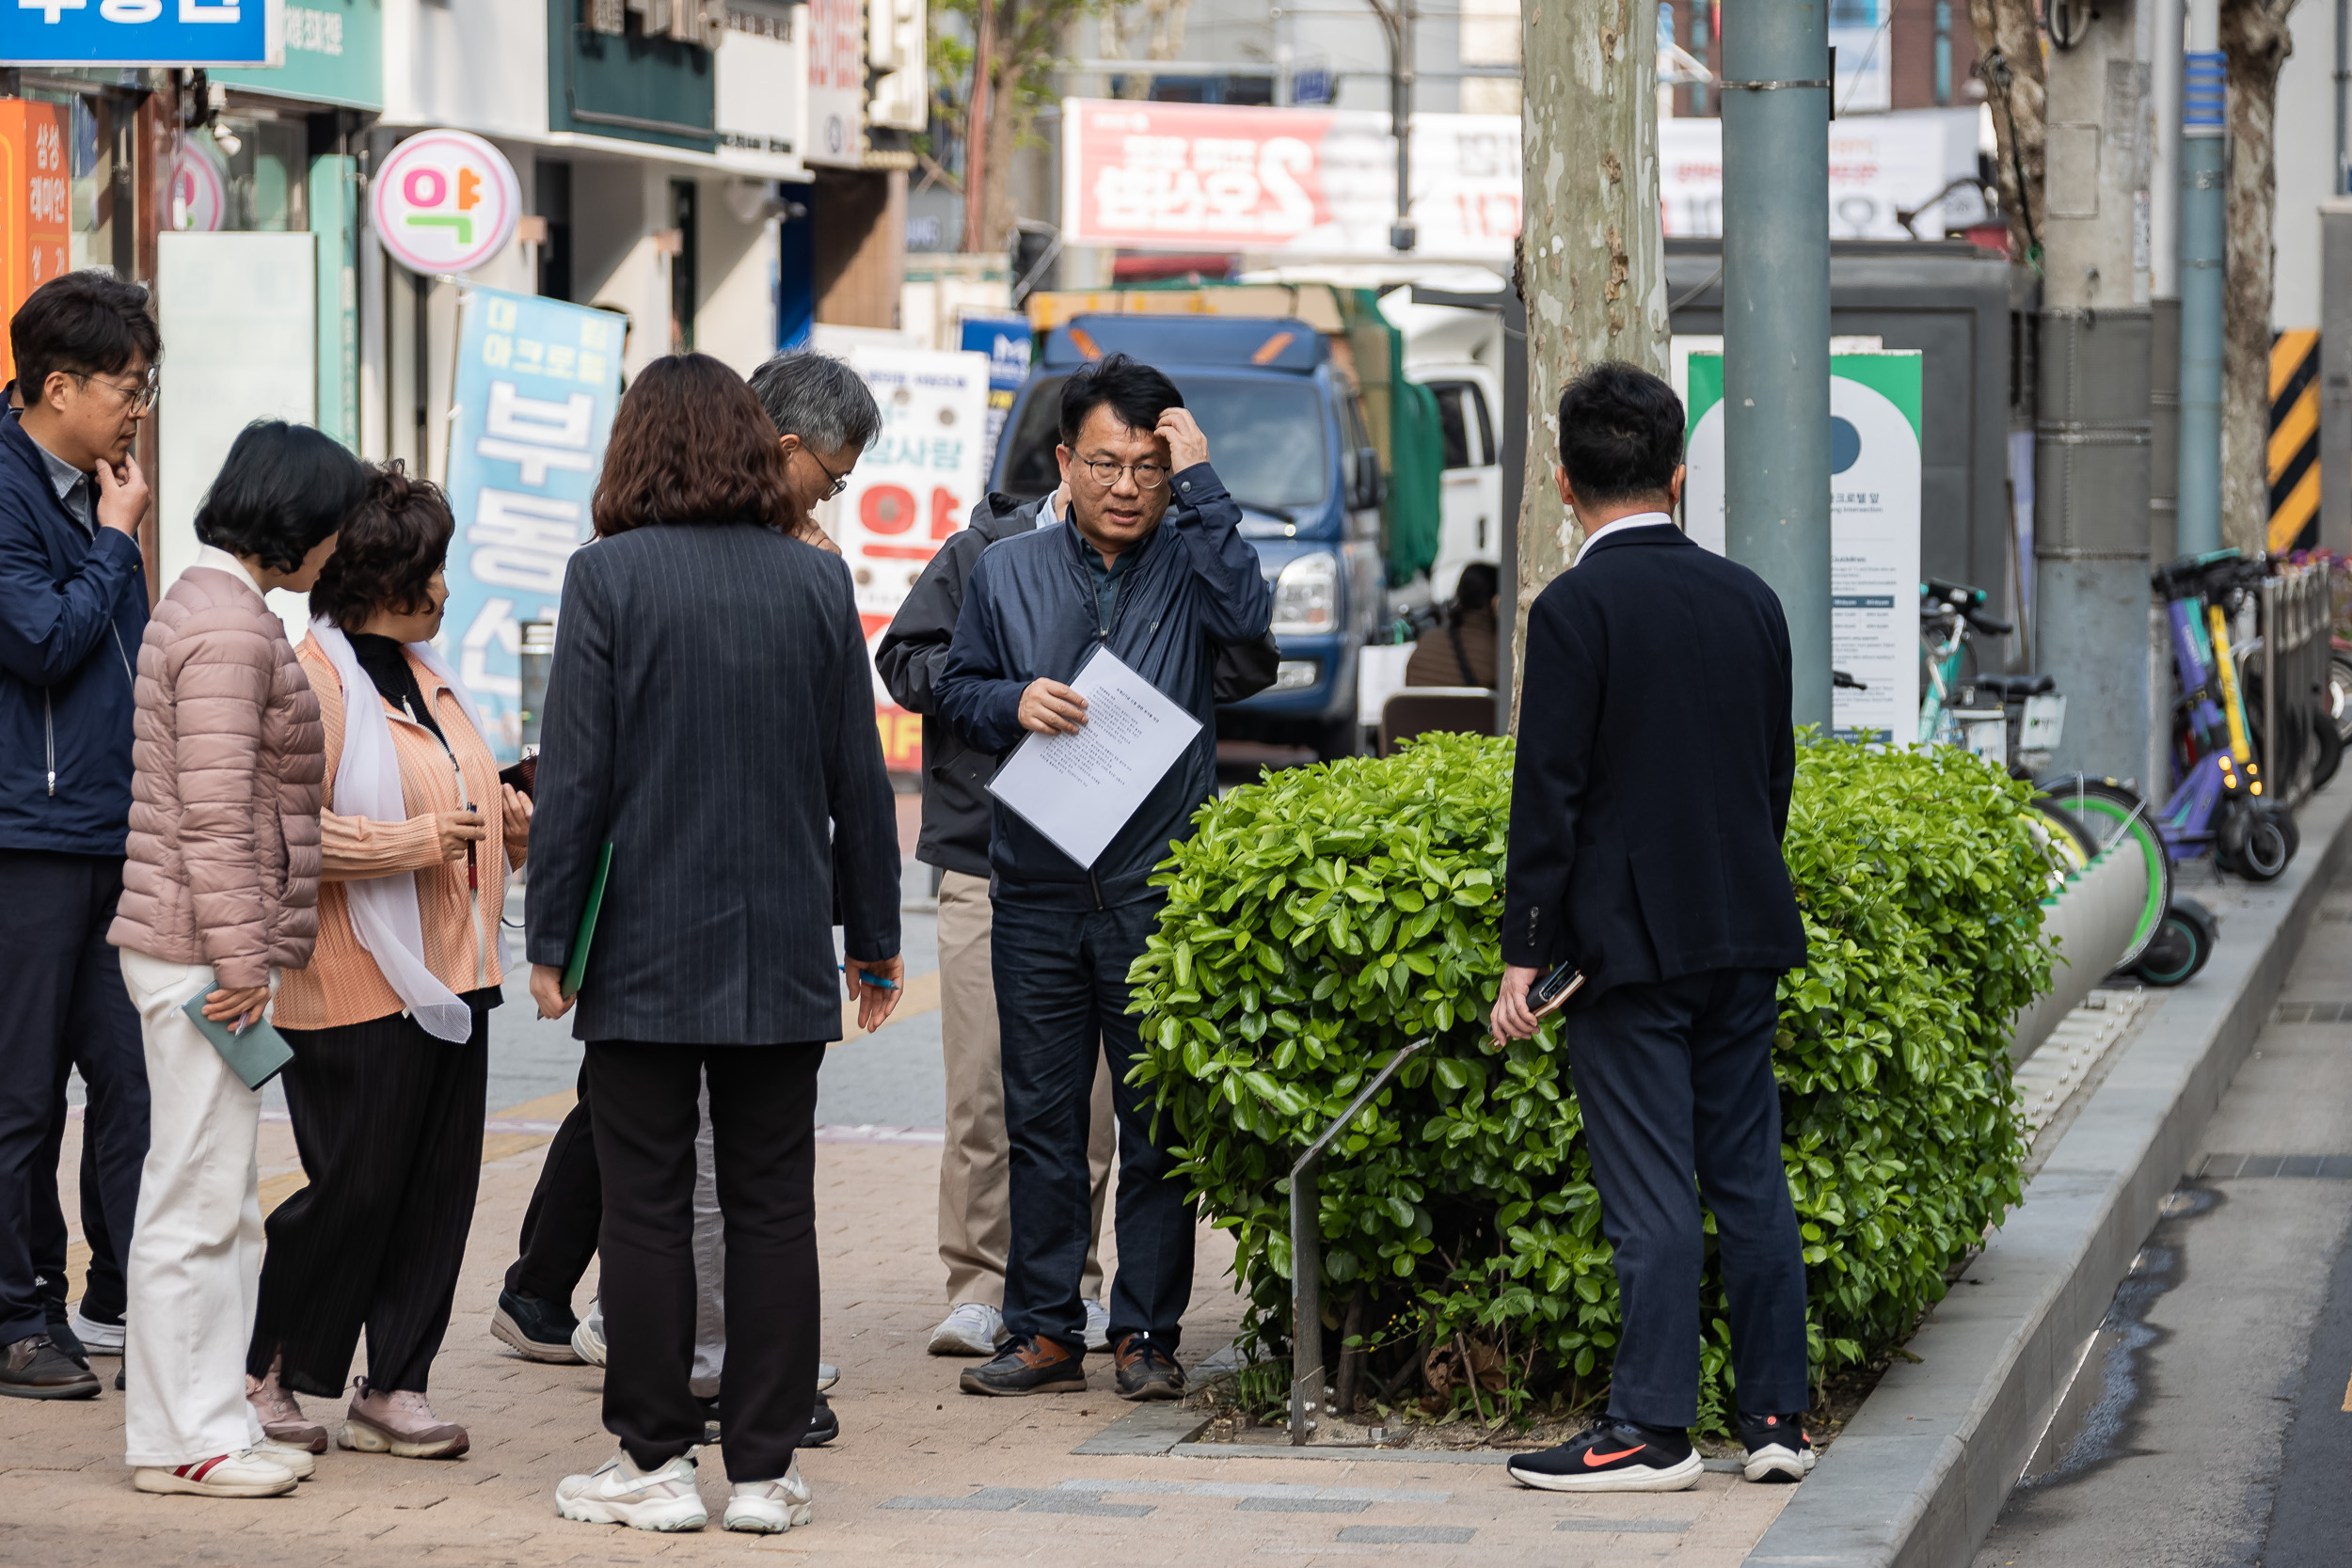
[525,354,902,1535]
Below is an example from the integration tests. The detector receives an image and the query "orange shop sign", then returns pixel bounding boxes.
[0,99,71,386]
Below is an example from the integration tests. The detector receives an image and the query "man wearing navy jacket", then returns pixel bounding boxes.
[934,353,1271,1403]
[0,273,160,1401]
[1490,363,1812,1493]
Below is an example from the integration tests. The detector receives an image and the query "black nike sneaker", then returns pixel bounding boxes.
[1504,1418,1701,1493]
[1737,1410,1816,1482]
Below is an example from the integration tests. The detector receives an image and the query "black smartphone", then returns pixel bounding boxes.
[1526,962,1586,1018]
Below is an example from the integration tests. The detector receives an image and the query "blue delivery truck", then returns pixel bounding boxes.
[988,309,1413,759]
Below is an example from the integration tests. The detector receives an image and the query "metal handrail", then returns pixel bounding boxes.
[1287,1035,1433,1444]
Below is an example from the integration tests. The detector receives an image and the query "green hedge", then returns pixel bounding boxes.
[1128,733,2053,1425]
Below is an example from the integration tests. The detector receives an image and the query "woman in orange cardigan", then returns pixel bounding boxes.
[241,464,529,1461]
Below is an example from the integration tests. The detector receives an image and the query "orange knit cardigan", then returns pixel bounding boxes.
[272,634,529,1031]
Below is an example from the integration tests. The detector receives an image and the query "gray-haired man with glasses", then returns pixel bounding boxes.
[934,352,1271,1402]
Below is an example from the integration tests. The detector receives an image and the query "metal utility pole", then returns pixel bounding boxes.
[2324,198,2352,554]
[1720,0,1833,731]
[2033,0,2155,780]
[2150,0,2184,562]
[1365,0,1419,250]
[2175,0,2226,554]
[1509,0,1667,730]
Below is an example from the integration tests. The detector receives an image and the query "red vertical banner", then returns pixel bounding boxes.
[0,100,71,387]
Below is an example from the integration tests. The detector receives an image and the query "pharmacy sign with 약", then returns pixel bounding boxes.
[1,0,282,66]
[440,287,623,759]
[1680,351,1924,744]
[372,130,521,277]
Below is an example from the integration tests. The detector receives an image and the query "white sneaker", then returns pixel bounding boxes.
[553,1449,707,1531]
[68,1306,125,1356]
[722,1460,815,1533]
[571,1317,607,1367]
[256,1439,317,1481]
[1083,1298,1111,1353]
[817,1361,839,1392]
[133,1448,299,1497]
[928,1302,1008,1356]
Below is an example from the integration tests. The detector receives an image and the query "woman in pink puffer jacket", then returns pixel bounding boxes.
[106,420,365,1501]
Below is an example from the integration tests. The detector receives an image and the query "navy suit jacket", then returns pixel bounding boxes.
[1501,522,1807,1000]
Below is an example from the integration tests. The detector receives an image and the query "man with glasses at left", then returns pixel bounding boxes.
[0,271,160,1401]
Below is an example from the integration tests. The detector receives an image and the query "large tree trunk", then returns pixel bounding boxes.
[1512,0,1664,727]
[2221,0,2296,554]
[1966,0,2046,261]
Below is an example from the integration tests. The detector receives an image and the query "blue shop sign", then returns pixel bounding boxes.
[2,0,282,67]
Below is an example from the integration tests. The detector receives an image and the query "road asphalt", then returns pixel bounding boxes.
[1973,869,2352,1568]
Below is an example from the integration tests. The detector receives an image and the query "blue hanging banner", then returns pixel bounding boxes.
[2,0,283,67]
[958,312,1030,477]
[440,286,621,760]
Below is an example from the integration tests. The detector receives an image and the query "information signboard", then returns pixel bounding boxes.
[1682,351,1924,744]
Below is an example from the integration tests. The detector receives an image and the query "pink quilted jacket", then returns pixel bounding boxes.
[108,566,325,988]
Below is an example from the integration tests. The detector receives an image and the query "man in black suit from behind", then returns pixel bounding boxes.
[1489,363,1813,1495]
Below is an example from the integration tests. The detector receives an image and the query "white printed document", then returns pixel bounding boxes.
[986,647,1203,869]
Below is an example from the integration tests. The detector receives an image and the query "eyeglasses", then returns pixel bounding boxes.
[1080,457,1169,491]
[76,371,158,417]
[805,446,853,500]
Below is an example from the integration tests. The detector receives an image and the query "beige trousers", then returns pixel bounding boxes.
[936,869,1113,1307]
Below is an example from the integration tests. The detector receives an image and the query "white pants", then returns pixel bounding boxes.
[588,1075,726,1398]
[119,950,267,1468]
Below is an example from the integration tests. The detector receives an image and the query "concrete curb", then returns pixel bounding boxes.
[1746,780,2352,1568]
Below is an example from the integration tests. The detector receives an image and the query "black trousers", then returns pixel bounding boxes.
[30,1095,122,1324]
[586,1039,820,1482]
[992,896,1196,1354]
[0,850,148,1346]
[506,1061,601,1305]
[1564,968,1810,1428]
[248,1007,489,1396]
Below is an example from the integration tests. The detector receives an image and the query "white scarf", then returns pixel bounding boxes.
[310,619,487,1044]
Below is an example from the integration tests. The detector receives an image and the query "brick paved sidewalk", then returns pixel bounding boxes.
[5,1115,1793,1566]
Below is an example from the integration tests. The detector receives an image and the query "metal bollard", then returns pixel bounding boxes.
[1289,1036,1432,1445]
[518,619,556,750]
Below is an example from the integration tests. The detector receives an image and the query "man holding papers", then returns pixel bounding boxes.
[933,353,1271,1402]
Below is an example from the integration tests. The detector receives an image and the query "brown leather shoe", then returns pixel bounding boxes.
[339,1380,469,1459]
[958,1334,1088,1396]
[0,1335,100,1400]
[0,1335,99,1401]
[1111,1334,1185,1402]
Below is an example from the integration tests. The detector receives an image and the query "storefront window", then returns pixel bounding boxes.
[174,119,310,233]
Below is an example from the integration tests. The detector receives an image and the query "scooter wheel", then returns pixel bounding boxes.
[2134,896,2218,987]
[2222,805,2296,882]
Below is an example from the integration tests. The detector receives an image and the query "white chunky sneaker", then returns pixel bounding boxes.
[570,1316,607,1367]
[1083,1298,1111,1353]
[133,1448,298,1498]
[722,1460,815,1533]
[928,1302,1008,1356]
[553,1449,707,1531]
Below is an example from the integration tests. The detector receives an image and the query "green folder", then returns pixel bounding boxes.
[562,843,613,999]
[180,995,295,1091]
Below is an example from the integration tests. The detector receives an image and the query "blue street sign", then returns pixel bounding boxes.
[2,0,281,68]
